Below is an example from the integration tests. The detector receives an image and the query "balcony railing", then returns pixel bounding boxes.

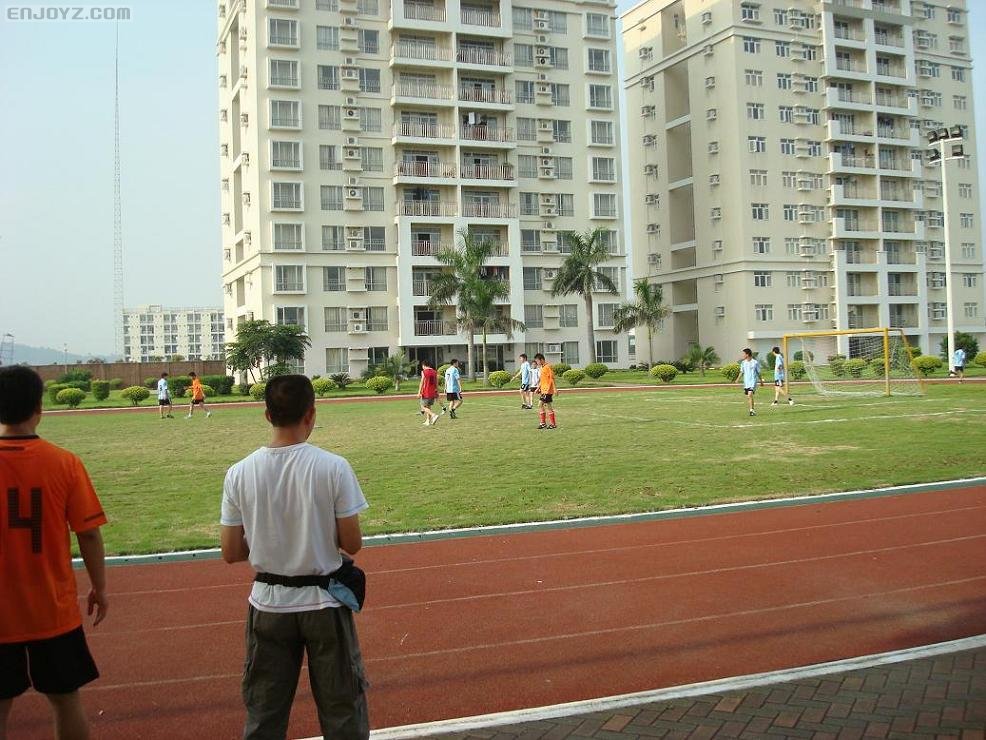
[272,158,301,169]
[269,35,298,46]
[460,7,500,26]
[393,81,454,100]
[460,164,514,180]
[393,41,452,61]
[836,90,871,105]
[272,198,302,209]
[833,28,865,41]
[415,320,457,336]
[475,239,508,256]
[874,93,909,108]
[459,125,514,142]
[411,240,451,256]
[461,201,516,218]
[874,34,904,47]
[394,121,456,139]
[836,154,876,169]
[456,47,510,66]
[458,86,512,104]
[271,116,300,128]
[398,200,458,216]
[396,160,458,178]
[404,2,446,21]
[412,279,435,296]
[835,59,864,72]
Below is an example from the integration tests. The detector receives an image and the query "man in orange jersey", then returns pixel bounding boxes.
[534,353,557,430]
[0,366,108,740]
[185,371,212,419]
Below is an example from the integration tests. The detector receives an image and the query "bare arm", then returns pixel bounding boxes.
[76,528,108,626]
[221,525,250,563]
[337,514,363,556]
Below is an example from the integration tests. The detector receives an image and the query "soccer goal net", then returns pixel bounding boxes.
[783,327,924,397]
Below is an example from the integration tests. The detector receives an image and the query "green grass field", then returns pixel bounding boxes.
[40,382,986,556]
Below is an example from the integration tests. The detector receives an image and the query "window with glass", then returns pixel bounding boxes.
[319,145,341,170]
[321,185,343,211]
[524,305,544,328]
[275,265,306,292]
[272,141,301,169]
[743,37,761,54]
[272,182,302,209]
[318,65,339,90]
[323,267,345,291]
[561,341,579,365]
[745,69,763,86]
[516,80,535,104]
[754,304,773,321]
[590,120,614,145]
[276,306,306,328]
[322,225,343,251]
[365,267,387,291]
[550,83,570,107]
[517,117,536,141]
[515,44,534,67]
[325,347,349,373]
[324,307,346,332]
[520,192,539,216]
[317,26,339,50]
[593,193,616,218]
[363,226,386,251]
[595,340,617,364]
[318,105,340,130]
[359,107,382,132]
[523,267,542,290]
[588,85,612,109]
[362,187,385,212]
[271,100,300,128]
[357,29,379,53]
[751,203,768,220]
[273,223,303,250]
[585,12,609,37]
[753,271,771,288]
[552,120,572,143]
[556,157,573,180]
[587,48,610,73]
[358,68,381,93]
[269,18,299,46]
[592,157,615,182]
[752,236,770,254]
[559,304,578,327]
[269,59,299,87]
[360,147,383,172]
[367,307,388,331]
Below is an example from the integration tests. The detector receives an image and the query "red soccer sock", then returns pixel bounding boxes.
[548,411,556,426]
[539,410,546,424]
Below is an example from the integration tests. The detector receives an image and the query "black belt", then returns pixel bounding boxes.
[255,573,332,588]
[255,556,366,610]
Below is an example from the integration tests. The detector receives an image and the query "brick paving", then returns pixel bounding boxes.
[436,646,986,739]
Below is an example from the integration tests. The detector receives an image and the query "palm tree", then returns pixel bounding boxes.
[470,279,526,384]
[378,350,417,391]
[550,228,619,365]
[428,229,498,380]
[225,319,311,382]
[686,343,720,376]
[612,280,670,367]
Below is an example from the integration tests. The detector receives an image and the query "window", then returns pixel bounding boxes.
[559,304,578,327]
[547,10,567,33]
[588,85,612,109]
[272,141,301,169]
[778,106,793,123]
[786,271,800,288]
[949,37,965,53]
[595,340,617,364]
[748,136,766,153]
[749,169,767,186]
[520,229,540,252]
[961,243,976,259]
[363,226,386,251]
[273,223,303,250]
[590,120,614,145]
[272,182,302,210]
[552,120,572,143]
[776,72,792,90]
[962,274,978,288]
[754,304,773,321]
[323,266,345,291]
[557,194,575,217]
[785,237,799,255]
[524,305,543,328]
[320,185,343,211]
[782,171,796,187]
[322,225,343,251]
[780,138,795,155]
[775,41,790,58]
[747,103,765,120]
[556,157,573,180]
[359,107,382,133]
[319,145,341,170]
[516,80,535,104]
[963,303,979,318]
[550,83,570,107]
[751,203,768,220]
[275,265,305,292]
[513,6,533,29]
[787,304,802,321]
[325,347,348,374]
[561,341,579,366]
[753,271,771,288]
[752,236,770,254]
[271,100,301,128]
[357,29,379,54]
[517,117,536,141]
[269,18,299,46]
[592,157,616,182]
[357,0,378,14]
[318,65,339,90]
[520,192,539,216]
[803,76,818,92]
[586,12,609,37]
[518,155,537,178]
[742,37,761,54]
[275,307,305,329]
[745,69,763,86]
[361,187,385,212]
[802,45,817,61]
[317,26,339,50]
[318,105,340,130]
[954,95,968,111]
[740,3,759,22]
[365,266,387,291]
[360,147,383,172]
[366,306,388,331]
[549,47,569,69]
[959,183,973,198]
[514,44,534,67]
[593,193,617,218]
[523,267,542,290]
[783,204,797,221]
[587,48,610,73]
[948,7,963,23]
[952,66,966,82]
[358,68,381,93]
[774,8,787,24]
[269,59,299,87]
[960,213,974,228]
[324,307,346,332]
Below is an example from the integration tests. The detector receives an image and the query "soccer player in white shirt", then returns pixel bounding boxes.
[771,346,794,407]
[156,372,174,419]
[951,347,966,382]
[510,353,534,410]
[736,347,763,416]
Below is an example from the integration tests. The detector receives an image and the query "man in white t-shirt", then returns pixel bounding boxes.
[156,372,173,419]
[771,346,794,407]
[736,347,763,417]
[510,353,533,410]
[220,375,369,739]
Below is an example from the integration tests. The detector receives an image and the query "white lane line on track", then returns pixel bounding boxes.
[88,533,985,634]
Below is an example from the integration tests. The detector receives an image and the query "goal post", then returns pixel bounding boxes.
[782,327,924,398]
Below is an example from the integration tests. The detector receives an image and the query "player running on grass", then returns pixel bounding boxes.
[534,353,557,429]
[951,347,966,382]
[157,372,174,419]
[771,346,794,407]
[186,371,212,419]
[418,359,441,427]
[444,358,463,419]
[510,353,533,410]
[736,348,763,417]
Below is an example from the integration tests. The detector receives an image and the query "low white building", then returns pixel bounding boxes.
[122,305,226,361]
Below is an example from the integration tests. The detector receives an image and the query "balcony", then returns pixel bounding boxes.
[398,200,458,216]
[833,28,865,42]
[475,239,508,257]
[411,240,452,256]
[458,86,512,105]
[826,88,872,108]
[392,81,454,102]
[460,7,500,27]
[459,125,514,143]
[460,163,514,181]
[874,92,916,114]
[392,41,452,63]
[396,160,458,178]
[874,33,904,48]
[461,201,516,218]
[393,121,456,140]
[829,152,876,172]
[415,320,457,336]
[412,279,435,296]
[403,2,446,21]
[456,47,511,66]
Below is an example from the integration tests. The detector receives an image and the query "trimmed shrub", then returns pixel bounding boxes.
[720,363,741,382]
[583,362,609,379]
[671,359,692,373]
[869,358,887,376]
[330,373,353,389]
[144,377,159,389]
[249,383,267,401]
[237,382,252,396]
[437,364,452,379]
[788,361,806,380]
[55,388,87,408]
[829,357,847,377]
[365,376,392,394]
[562,369,586,386]
[913,355,943,377]
[168,377,190,398]
[649,363,679,383]
[58,369,92,387]
[61,381,89,391]
[975,352,986,368]
[312,378,338,397]
[91,380,110,401]
[488,370,512,388]
[845,358,867,378]
[120,386,150,406]
[551,362,571,376]
[108,378,124,390]
[826,354,846,363]
[184,384,215,398]
[47,383,69,404]
[202,375,235,396]
[793,350,814,362]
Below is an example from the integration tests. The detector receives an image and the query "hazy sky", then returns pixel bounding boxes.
[1,1,984,355]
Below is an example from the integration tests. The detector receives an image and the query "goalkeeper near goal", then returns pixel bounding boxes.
[771,346,794,407]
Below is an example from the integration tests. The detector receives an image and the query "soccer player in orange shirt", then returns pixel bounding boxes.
[185,371,213,419]
[0,366,109,740]
[534,353,557,430]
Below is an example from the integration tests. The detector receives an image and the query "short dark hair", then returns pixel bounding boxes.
[161,371,169,378]
[519,353,527,360]
[265,375,315,427]
[772,346,781,354]
[742,348,753,357]
[421,358,431,368]
[189,371,197,378]
[534,353,545,362]
[0,366,44,425]
[450,358,459,366]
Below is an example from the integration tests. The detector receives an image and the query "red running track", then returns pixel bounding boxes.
[8,485,986,739]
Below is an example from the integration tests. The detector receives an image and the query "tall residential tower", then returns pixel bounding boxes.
[623,0,984,362]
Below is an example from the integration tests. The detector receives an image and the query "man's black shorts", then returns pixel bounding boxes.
[191,398,205,405]
[158,398,172,406]
[0,626,99,699]
[520,383,530,392]
[446,392,462,402]
[539,393,553,404]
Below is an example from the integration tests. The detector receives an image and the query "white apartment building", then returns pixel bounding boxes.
[623,0,985,362]
[217,0,628,377]
[122,306,226,361]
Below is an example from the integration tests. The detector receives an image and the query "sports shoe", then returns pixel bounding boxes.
[788,398,795,406]
[749,410,756,417]
[537,423,546,429]
[185,414,192,419]
[450,410,457,419]
[771,401,778,406]
[167,414,174,418]
[423,419,431,426]
[440,407,447,415]
[546,424,556,429]
[430,414,439,425]
[206,412,212,418]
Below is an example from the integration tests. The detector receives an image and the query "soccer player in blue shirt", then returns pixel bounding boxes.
[951,347,966,382]
[510,353,533,410]
[444,359,463,419]
[736,348,763,417]
[771,346,794,407]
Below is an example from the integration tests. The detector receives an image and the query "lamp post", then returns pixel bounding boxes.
[927,125,965,374]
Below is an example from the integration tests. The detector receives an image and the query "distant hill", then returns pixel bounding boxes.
[2,343,116,366]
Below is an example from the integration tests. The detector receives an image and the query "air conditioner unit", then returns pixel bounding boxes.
[543,269,557,280]
[240,113,249,126]
[642,134,656,146]
[644,164,658,176]
[545,343,561,353]
[219,74,228,87]
[347,239,363,250]
[647,253,660,265]
[240,65,248,79]
[535,19,549,30]
[541,147,551,155]
[539,156,553,166]
[543,221,555,230]
[345,147,359,158]
[219,109,228,122]
[537,74,548,82]
[714,273,724,285]
[348,176,359,186]
[646,223,660,234]
[538,120,552,130]
[706,108,717,120]
[641,105,656,117]
[346,136,359,145]
[701,10,712,24]
[705,76,716,89]
[537,35,547,43]
[638,46,652,60]
[544,240,559,252]
[708,141,719,154]
[344,17,355,25]
[345,107,358,118]
[641,76,654,91]
[535,46,548,56]
[645,194,659,205]
[243,230,252,244]
[710,207,722,219]
[350,323,365,333]
[712,240,723,251]
[715,306,726,318]
[222,213,230,225]
[220,144,229,156]
[242,192,251,205]
[799,244,815,257]
[341,68,359,80]
[241,153,250,166]
[703,45,714,56]
[347,188,361,198]
[542,205,557,216]
[537,57,550,66]
[221,178,229,190]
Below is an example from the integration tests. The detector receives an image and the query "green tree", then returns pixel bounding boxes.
[686,343,720,377]
[378,351,418,391]
[224,320,311,382]
[471,279,526,385]
[612,279,670,367]
[428,229,499,381]
[551,228,619,365]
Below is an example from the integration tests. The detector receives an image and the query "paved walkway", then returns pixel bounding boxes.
[437,646,986,739]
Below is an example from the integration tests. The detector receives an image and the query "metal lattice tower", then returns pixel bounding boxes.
[112,24,124,357]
